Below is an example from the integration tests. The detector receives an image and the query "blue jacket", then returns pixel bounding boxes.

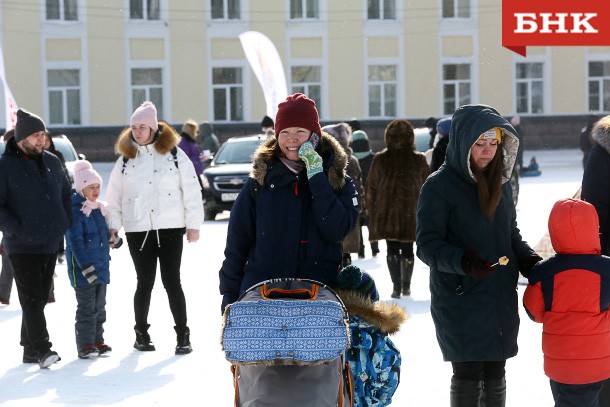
[65,192,110,286]
[219,134,360,311]
[416,104,536,362]
[0,137,71,254]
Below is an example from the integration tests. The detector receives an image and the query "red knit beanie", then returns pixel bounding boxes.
[274,93,322,138]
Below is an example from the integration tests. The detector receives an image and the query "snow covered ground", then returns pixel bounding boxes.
[0,149,583,406]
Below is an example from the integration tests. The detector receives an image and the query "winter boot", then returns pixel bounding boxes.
[175,326,192,355]
[481,378,506,407]
[342,253,352,267]
[387,254,402,298]
[450,377,483,407]
[371,241,380,257]
[134,325,155,351]
[401,257,415,296]
[78,346,99,359]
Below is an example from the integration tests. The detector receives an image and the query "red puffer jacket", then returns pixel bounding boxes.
[524,198,610,384]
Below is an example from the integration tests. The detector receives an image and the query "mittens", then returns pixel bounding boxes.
[82,264,98,284]
[518,253,543,278]
[461,249,493,280]
[298,141,323,179]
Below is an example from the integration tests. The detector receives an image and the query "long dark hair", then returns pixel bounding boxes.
[470,147,505,220]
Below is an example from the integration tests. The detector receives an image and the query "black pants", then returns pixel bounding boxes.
[386,241,414,259]
[9,253,57,355]
[451,361,506,381]
[126,228,188,328]
[550,379,602,407]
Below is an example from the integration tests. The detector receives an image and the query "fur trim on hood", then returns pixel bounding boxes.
[335,289,407,335]
[592,115,610,154]
[250,132,348,190]
[115,121,180,158]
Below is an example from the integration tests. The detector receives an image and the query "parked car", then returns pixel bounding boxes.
[0,133,85,185]
[201,134,267,220]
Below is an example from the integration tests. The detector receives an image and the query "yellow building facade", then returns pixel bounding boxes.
[0,0,607,129]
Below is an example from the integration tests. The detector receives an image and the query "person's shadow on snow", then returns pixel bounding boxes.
[0,352,177,405]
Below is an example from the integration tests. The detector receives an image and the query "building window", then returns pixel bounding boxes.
[291,66,322,113]
[368,65,397,117]
[367,0,396,20]
[211,0,241,19]
[588,61,610,112]
[442,0,470,18]
[515,62,544,114]
[443,64,471,115]
[46,0,78,21]
[212,67,243,121]
[131,68,163,119]
[290,0,319,19]
[130,0,160,20]
[47,69,80,125]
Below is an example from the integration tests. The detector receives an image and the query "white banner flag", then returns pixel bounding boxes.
[0,46,18,130]
[239,31,288,121]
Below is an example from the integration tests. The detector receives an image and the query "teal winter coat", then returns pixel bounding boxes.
[415,104,536,362]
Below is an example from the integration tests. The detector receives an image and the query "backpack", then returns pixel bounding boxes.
[221,278,354,407]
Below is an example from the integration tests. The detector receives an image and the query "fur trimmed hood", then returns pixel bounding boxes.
[335,289,407,335]
[250,132,348,190]
[115,121,180,159]
[592,115,610,154]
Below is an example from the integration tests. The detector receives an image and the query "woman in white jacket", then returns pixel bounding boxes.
[106,102,203,355]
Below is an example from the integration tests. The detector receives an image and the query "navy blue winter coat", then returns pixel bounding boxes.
[416,104,537,362]
[219,134,360,311]
[65,192,110,287]
[0,137,71,254]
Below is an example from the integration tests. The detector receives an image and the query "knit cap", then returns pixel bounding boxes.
[274,93,322,138]
[350,130,371,160]
[336,265,379,302]
[436,118,452,137]
[14,108,47,142]
[131,101,158,132]
[73,160,103,196]
[261,115,274,128]
[322,123,352,150]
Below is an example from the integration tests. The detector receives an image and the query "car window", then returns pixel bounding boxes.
[52,140,78,161]
[214,139,263,164]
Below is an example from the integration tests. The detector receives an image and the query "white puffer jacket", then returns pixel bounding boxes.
[106,122,203,233]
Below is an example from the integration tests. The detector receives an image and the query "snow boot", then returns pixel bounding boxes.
[387,254,402,298]
[78,345,99,359]
[481,378,506,407]
[134,325,155,351]
[174,326,192,355]
[401,257,415,296]
[342,253,352,267]
[450,377,483,407]
[38,350,61,369]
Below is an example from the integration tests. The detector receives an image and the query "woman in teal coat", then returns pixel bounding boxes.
[416,104,541,406]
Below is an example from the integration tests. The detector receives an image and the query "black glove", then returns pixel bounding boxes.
[518,253,543,278]
[82,264,98,284]
[461,249,493,280]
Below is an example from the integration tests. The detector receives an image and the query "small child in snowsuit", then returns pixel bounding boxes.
[334,265,407,406]
[65,160,112,359]
[524,198,610,407]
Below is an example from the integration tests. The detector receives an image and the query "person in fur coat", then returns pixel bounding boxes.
[218,93,360,312]
[366,119,430,298]
[106,101,203,356]
[334,265,406,407]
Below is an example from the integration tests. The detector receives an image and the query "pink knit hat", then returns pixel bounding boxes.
[130,101,158,132]
[73,160,102,196]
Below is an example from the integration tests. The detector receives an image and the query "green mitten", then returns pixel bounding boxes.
[298,141,323,179]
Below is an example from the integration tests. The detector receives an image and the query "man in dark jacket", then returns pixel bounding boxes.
[0,108,72,369]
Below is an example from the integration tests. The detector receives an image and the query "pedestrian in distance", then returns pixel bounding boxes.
[524,198,610,407]
[65,160,113,360]
[106,101,203,355]
[366,119,430,298]
[178,119,204,178]
[0,108,72,369]
[416,104,542,406]
[430,117,451,173]
[261,115,274,136]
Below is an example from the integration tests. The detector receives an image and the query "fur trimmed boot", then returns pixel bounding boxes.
[134,324,155,351]
[401,257,415,296]
[387,254,402,298]
[175,326,192,355]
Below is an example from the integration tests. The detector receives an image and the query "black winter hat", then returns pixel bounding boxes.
[261,115,274,128]
[14,108,46,142]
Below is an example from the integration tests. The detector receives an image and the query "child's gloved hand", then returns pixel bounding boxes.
[82,264,99,284]
[298,141,323,179]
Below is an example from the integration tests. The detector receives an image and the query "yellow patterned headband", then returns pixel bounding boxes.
[478,128,502,144]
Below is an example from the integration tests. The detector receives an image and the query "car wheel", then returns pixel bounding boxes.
[204,207,217,221]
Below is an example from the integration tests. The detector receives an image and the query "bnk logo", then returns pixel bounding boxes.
[502,1,610,56]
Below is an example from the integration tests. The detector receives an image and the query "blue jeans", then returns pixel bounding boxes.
[74,283,107,350]
[550,379,603,407]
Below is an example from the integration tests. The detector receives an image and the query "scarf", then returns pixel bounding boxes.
[280,157,306,174]
[81,198,109,218]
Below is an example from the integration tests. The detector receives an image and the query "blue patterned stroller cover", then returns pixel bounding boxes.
[222,278,351,366]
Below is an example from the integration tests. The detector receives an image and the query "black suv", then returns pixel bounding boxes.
[202,134,267,220]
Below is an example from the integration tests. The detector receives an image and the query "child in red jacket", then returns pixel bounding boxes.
[524,198,610,407]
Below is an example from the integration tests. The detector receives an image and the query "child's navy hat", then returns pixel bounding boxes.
[336,265,379,302]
